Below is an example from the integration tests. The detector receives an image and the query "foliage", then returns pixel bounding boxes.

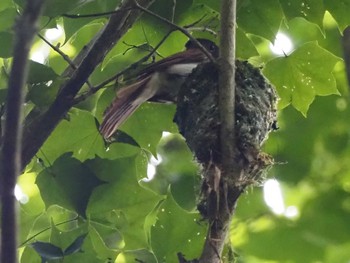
[0,0,349,262]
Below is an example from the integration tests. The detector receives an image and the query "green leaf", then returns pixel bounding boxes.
[29,241,64,260]
[279,0,325,29]
[20,246,42,263]
[240,219,324,262]
[144,200,164,245]
[39,108,140,163]
[88,225,119,260]
[27,82,59,108]
[176,2,219,43]
[62,0,121,43]
[0,31,13,58]
[236,27,259,59]
[237,0,284,41]
[325,243,350,263]
[89,221,124,251]
[28,61,58,84]
[87,157,163,250]
[121,103,178,156]
[300,188,350,244]
[193,0,220,11]
[263,42,341,115]
[63,17,97,44]
[36,153,104,216]
[0,8,17,31]
[324,0,350,31]
[39,108,102,163]
[141,134,200,210]
[116,249,158,263]
[151,194,206,262]
[279,18,324,48]
[0,0,14,11]
[147,0,193,25]
[42,0,89,18]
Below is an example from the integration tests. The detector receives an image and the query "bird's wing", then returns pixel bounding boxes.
[100,48,207,139]
[99,75,152,139]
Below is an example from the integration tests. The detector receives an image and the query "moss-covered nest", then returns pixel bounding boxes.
[174,61,277,184]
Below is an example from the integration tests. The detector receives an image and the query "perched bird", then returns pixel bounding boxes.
[99,38,219,139]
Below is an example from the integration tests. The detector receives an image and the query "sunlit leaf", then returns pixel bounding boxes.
[89,220,124,251]
[324,0,350,31]
[88,223,120,260]
[263,42,341,115]
[280,0,325,28]
[116,249,157,263]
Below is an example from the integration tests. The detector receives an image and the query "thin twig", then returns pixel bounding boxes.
[18,216,79,247]
[37,34,75,68]
[122,41,162,57]
[38,34,93,89]
[171,0,176,22]
[62,9,133,18]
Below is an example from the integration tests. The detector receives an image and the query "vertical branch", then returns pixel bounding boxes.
[219,0,237,178]
[197,1,238,262]
[0,0,44,262]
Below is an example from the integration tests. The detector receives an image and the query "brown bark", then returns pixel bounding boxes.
[1,0,45,262]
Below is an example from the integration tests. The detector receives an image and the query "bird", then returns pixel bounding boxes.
[99,38,219,139]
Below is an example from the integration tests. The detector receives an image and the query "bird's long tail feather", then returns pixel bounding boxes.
[99,76,151,139]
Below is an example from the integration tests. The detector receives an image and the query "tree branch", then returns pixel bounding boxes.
[21,0,155,169]
[1,0,44,262]
[219,0,237,178]
[198,0,238,262]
